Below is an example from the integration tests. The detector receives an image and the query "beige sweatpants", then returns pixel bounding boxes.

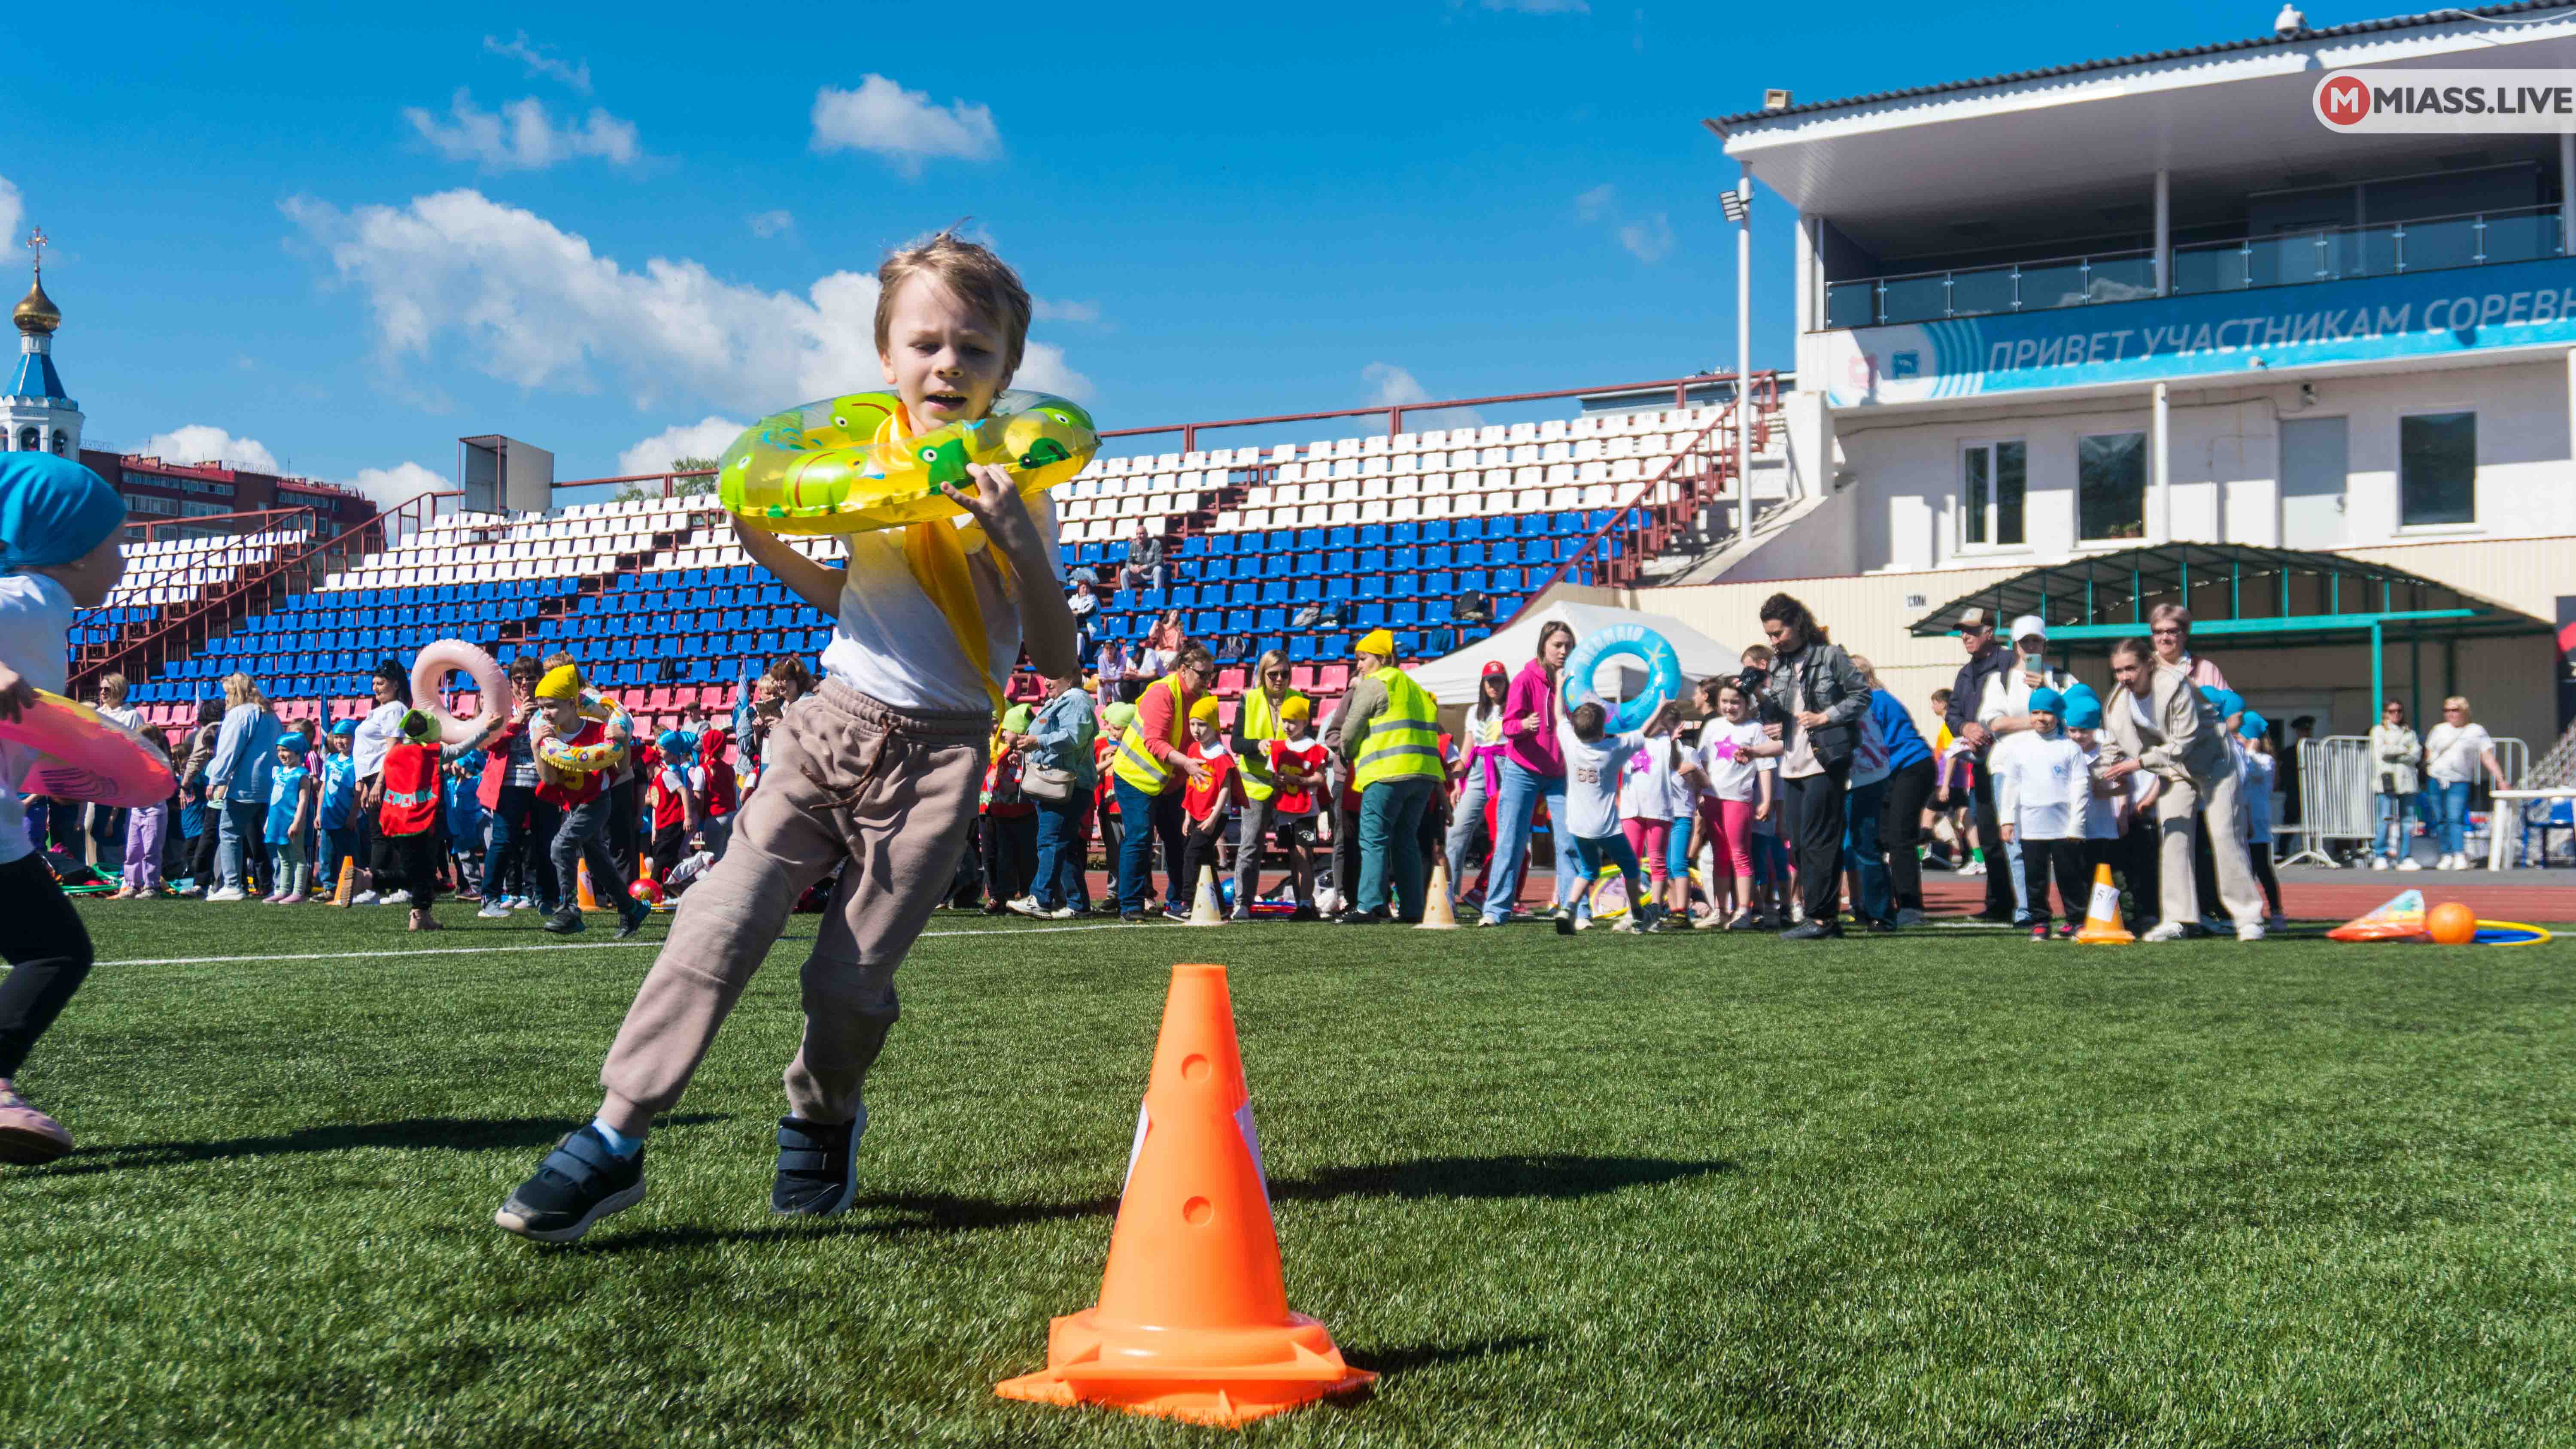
[598,679,987,1127]
[2155,766,2266,929]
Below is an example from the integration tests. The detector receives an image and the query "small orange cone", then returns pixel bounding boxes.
[578,861,601,912]
[2071,864,2133,944]
[1418,861,1459,930]
[328,857,355,908]
[996,963,1375,1427]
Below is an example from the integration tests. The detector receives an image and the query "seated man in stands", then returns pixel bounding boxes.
[1125,523,1168,591]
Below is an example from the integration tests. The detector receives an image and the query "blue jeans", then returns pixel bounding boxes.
[215,797,266,892]
[1032,794,1090,912]
[2374,791,2418,861]
[1842,777,1890,924]
[1482,758,1579,924]
[2426,779,2473,856]
[1566,832,1647,922]
[1113,777,1185,915]
[1358,777,1434,918]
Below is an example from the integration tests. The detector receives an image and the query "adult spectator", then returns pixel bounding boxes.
[205,672,283,901]
[1094,638,1133,703]
[349,659,413,904]
[175,696,225,896]
[2281,715,2317,831]
[1855,655,1938,927]
[1479,619,1580,926]
[1109,640,1213,921]
[1017,668,1098,918]
[1126,523,1168,591]
[88,673,137,864]
[1755,592,1871,940]
[1228,649,1306,921]
[1067,580,1098,656]
[1444,661,1510,908]
[2423,694,2508,871]
[2369,698,2423,870]
[1942,608,2017,923]
[2093,636,2266,940]
[1449,587,1493,652]
[1327,629,1443,924]
[474,655,557,916]
[2148,603,2229,689]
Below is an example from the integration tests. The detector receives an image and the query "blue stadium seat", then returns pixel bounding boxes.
[1327,526,1355,549]
[1325,577,1353,602]
[1357,549,1385,572]
[1327,551,1354,573]
[1291,578,1321,603]
[1391,522,1418,545]
[1289,636,1316,663]
[1358,524,1386,546]
[1257,609,1286,631]
[1425,570,1454,595]
[1260,580,1289,605]
[1296,528,1325,551]
[1389,546,1418,572]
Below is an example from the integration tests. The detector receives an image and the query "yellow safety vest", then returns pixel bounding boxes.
[1352,667,1446,791]
[1234,687,1304,802]
[1112,676,1191,794]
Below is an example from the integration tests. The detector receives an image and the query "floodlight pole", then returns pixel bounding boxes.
[1734,165,1753,546]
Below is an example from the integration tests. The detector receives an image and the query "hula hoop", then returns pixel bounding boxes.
[718,389,1098,537]
[410,640,510,748]
[3,690,177,807]
[2472,920,2555,947]
[1559,624,1684,734]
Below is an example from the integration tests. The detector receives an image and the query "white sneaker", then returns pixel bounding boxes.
[2396,857,2422,872]
[2142,921,2190,942]
[1005,896,1043,919]
[1612,916,1643,934]
[1961,860,1985,876]
[1043,906,1076,920]
[1572,912,1593,931]
[477,900,512,919]
[203,886,247,902]
[2236,922,2266,942]
[2369,857,2389,871]
[352,890,380,905]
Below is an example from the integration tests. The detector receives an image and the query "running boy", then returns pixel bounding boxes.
[0,454,126,1163]
[531,665,647,939]
[495,231,1077,1241]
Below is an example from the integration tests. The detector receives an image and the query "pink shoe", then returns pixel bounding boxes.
[0,1080,72,1164]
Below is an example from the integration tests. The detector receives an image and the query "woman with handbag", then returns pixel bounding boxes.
[1754,593,1872,940]
[1017,671,1099,918]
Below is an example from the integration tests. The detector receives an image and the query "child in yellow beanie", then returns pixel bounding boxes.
[530,663,648,940]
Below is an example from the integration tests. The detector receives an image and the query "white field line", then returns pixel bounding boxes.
[100,919,1180,968]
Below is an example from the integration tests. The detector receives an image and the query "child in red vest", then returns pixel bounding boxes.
[1175,697,1242,915]
[1262,695,1327,919]
[377,709,447,931]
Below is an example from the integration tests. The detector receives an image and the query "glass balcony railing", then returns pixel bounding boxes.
[1823,204,2566,329]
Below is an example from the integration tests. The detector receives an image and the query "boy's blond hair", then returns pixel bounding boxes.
[874,228,1032,380]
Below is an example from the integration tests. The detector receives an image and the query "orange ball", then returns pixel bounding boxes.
[2427,900,2478,946]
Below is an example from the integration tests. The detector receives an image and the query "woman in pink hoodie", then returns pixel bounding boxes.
[1478,620,1581,925]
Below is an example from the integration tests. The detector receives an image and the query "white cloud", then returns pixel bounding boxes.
[0,176,21,257]
[283,189,1091,416]
[619,417,746,476]
[404,90,641,172]
[1362,362,1482,430]
[347,461,447,512]
[747,209,795,239]
[1618,212,1676,263]
[483,31,591,93]
[140,425,283,474]
[810,75,999,176]
[1574,183,1615,222]
[1033,297,1100,324]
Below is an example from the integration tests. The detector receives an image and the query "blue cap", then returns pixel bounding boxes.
[2239,710,2268,740]
[656,730,690,756]
[2063,695,2104,730]
[2199,685,2245,718]
[276,732,308,755]
[2028,687,2065,716]
[328,718,357,737]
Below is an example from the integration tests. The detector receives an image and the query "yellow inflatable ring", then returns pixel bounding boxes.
[410,640,512,747]
[537,690,631,776]
[717,389,1097,536]
[4,690,178,807]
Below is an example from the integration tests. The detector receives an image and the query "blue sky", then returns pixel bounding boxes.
[9,1,2348,502]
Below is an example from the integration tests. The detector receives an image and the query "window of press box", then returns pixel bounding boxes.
[1961,440,2026,548]
[2399,412,2475,527]
[2078,432,2147,542]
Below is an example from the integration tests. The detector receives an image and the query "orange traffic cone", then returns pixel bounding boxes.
[1418,861,1459,930]
[328,857,355,908]
[577,861,601,912]
[2071,864,2133,944]
[996,963,1375,1427]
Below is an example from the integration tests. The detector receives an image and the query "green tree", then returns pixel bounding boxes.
[614,456,721,503]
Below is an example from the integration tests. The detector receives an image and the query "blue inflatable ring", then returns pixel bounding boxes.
[1559,624,1684,734]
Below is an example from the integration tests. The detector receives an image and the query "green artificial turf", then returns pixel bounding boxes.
[6,902,2575,1446]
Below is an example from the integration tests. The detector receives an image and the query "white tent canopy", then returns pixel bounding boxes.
[1408,600,1738,707]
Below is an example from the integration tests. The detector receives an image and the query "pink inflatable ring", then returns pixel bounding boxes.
[6,690,178,807]
[410,640,512,747]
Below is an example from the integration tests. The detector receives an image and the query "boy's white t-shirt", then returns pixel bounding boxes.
[1695,719,1769,803]
[1996,730,2083,840]
[1558,722,1645,841]
[0,573,74,866]
[818,496,1065,715]
[1617,736,1678,823]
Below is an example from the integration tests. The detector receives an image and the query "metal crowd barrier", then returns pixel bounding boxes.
[2280,735,2373,867]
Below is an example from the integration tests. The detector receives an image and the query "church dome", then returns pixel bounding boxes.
[14,276,60,336]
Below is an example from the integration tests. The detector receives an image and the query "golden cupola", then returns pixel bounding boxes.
[12,274,59,336]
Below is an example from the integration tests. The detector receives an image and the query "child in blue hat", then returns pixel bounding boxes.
[0,453,131,1165]
[1995,686,2089,940]
[264,732,318,903]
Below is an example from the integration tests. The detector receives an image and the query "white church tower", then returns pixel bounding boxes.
[6,227,81,456]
